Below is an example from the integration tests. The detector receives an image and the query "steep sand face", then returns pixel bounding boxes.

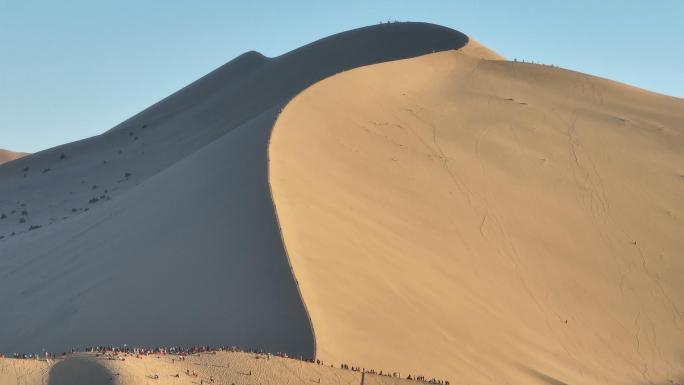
[459,38,504,60]
[269,46,684,384]
[0,23,467,357]
[0,150,27,165]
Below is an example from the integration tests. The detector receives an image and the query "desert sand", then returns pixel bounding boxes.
[1,351,417,385]
[269,40,684,384]
[2,21,683,385]
[0,150,27,165]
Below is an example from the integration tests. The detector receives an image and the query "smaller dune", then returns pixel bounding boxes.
[0,150,28,165]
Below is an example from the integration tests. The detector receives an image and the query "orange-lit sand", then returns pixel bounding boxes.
[270,42,684,385]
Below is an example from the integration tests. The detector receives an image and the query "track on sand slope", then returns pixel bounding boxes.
[0,23,468,357]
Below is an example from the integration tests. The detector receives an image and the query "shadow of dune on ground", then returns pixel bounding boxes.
[47,357,112,385]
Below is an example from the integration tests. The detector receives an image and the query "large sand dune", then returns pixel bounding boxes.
[2,21,683,385]
[0,23,467,357]
[269,43,684,384]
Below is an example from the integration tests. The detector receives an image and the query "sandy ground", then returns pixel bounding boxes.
[0,150,27,165]
[1,352,418,385]
[4,20,683,385]
[0,358,50,385]
[269,43,684,384]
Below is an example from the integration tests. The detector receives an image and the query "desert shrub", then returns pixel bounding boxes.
[42,168,51,173]
[22,167,29,172]
[19,218,26,223]
[29,225,42,231]
[124,172,132,178]
[59,153,66,160]
[21,210,28,216]
[0,213,6,219]
[89,197,99,204]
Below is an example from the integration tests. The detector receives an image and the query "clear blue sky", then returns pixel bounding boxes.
[1,0,682,153]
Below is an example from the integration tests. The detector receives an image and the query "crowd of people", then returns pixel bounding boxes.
[3,344,450,385]
[1,348,77,360]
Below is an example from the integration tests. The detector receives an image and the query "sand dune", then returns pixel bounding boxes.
[0,150,27,165]
[0,23,466,357]
[3,20,683,385]
[269,45,684,384]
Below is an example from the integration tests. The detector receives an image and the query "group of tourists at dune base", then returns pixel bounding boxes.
[2,344,450,385]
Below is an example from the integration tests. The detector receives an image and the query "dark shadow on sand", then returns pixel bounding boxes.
[48,357,113,385]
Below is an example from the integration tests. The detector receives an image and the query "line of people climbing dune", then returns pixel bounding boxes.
[2,344,449,385]
[338,362,449,385]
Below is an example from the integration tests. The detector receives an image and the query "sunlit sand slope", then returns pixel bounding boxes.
[0,150,27,165]
[0,358,49,385]
[269,48,684,385]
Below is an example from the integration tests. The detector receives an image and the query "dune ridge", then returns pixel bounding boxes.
[269,44,684,384]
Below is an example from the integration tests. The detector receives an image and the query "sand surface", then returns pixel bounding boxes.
[0,358,50,385]
[1,351,418,385]
[269,45,684,385]
[0,150,27,165]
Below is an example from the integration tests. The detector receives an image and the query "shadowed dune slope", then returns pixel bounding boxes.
[0,150,27,165]
[269,48,684,384]
[0,22,467,356]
